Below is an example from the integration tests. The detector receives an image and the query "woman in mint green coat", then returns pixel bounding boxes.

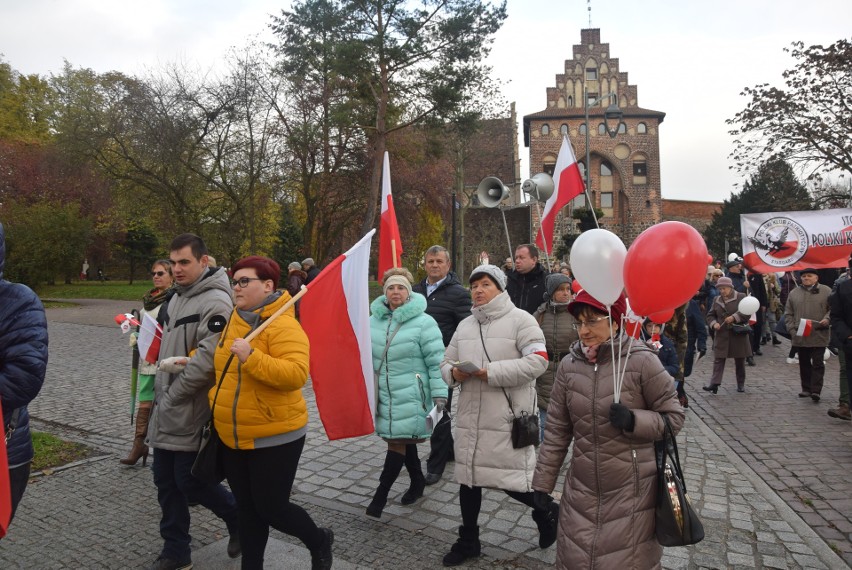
[366,267,447,518]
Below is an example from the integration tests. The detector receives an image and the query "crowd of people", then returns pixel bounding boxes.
[5,226,852,569]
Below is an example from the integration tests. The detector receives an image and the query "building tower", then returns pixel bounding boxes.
[523,28,665,245]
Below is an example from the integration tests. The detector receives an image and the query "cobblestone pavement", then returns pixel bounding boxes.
[0,300,848,568]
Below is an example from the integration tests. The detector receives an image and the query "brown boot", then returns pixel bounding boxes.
[828,403,852,421]
[120,402,152,466]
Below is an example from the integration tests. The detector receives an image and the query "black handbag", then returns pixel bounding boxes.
[655,413,704,546]
[730,323,751,335]
[191,354,234,484]
[510,409,540,449]
[774,319,791,340]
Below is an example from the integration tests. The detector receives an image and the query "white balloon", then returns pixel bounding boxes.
[738,296,760,316]
[570,229,627,306]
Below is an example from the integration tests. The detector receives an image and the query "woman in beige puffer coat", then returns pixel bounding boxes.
[439,264,557,567]
[532,290,685,569]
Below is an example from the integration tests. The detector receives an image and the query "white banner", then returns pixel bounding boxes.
[740,208,852,272]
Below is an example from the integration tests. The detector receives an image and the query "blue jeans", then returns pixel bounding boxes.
[152,448,239,561]
[539,409,547,441]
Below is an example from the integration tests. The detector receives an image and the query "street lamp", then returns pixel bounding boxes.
[582,87,624,227]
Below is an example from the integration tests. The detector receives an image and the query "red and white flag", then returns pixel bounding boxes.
[0,401,10,537]
[378,151,402,282]
[137,313,163,365]
[301,230,376,440]
[536,136,586,255]
[796,318,813,337]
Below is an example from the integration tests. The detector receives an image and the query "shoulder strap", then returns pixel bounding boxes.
[209,354,236,421]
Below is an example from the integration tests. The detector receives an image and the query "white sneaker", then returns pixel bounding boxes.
[786,357,799,364]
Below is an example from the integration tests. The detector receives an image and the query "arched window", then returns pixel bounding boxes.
[577,161,586,180]
[598,123,606,135]
[560,124,568,135]
[579,124,587,135]
[618,122,626,134]
[567,96,574,107]
[637,122,647,134]
[541,124,550,136]
[600,161,612,176]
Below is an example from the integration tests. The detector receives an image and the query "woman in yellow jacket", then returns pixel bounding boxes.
[212,256,332,570]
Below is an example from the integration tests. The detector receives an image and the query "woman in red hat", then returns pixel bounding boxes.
[532,289,684,569]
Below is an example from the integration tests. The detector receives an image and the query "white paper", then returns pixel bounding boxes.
[450,360,480,374]
[425,405,442,432]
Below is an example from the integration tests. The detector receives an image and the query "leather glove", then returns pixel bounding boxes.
[532,490,553,511]
[609,402,635,432]
[159,356,189,374]
[433,398,447,415]
[128,332,138,347]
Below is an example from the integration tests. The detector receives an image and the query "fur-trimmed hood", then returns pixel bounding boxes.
[370,291,428,323]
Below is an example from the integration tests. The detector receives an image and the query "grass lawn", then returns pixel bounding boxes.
[36,279,387,303]
[31,431,93,471]
[36,281,152,301]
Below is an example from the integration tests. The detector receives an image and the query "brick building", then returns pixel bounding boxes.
[523,28,666,244]
[661,199,722,234]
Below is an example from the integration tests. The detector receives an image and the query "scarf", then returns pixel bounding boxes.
[143,286,173,311]
[581,343,600,363]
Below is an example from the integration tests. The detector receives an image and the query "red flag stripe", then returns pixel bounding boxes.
[378,152,403,282]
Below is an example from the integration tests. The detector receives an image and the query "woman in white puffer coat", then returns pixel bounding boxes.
[439,264,558,567]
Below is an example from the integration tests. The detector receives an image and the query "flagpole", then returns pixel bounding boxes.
[245,286,309,342]
[533,198,552,272]
[391,239,398,268]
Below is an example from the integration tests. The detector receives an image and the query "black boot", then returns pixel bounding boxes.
[532,502,559,548]
[366,451,405,518]
[442,525,481,567]
[401,444,426,505]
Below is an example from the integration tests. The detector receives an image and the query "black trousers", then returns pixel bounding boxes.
[426,389,454,475]
[797,346,826,395]
[459,484,537,528]
[222,436,323,570]
[750,309,765,353]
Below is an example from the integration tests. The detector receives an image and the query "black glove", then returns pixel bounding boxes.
[609,403,635,432]
[532,490,553,511]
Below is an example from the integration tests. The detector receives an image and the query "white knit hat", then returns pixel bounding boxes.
[469,264,507,291]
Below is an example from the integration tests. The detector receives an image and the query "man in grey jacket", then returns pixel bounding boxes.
[784,267,831,401]
[146,234,239,570]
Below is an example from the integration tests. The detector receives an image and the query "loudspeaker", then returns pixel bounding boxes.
[521,173,554,202]
[476,177,510,208]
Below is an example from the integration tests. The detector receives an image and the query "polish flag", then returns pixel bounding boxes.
[536,136,586,255]
[0,402,10,537]
[137,313,163,365]
[796,318,813,337]
[378,151,402,282]
[301,230,376,440]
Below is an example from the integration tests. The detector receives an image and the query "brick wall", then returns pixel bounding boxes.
[661,199,722,234]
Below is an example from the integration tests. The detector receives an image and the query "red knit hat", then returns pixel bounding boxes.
[568,290,627,325]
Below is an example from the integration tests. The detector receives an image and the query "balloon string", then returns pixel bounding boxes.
[608,305,619,403]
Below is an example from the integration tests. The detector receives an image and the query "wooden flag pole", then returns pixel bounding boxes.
[245,285,309,342]
[391,239,399,268]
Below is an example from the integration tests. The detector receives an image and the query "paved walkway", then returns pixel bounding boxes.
[0,299,849,568]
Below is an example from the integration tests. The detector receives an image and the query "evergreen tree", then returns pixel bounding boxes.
[704,158,812,258]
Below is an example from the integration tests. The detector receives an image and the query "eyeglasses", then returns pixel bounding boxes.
[572,316,610,330]
[151,271,167,277]
[230,277,262,289]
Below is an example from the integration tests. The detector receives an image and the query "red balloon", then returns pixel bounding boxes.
[648,308,674,324]
[623,222,708,316]
[571,279,582,294]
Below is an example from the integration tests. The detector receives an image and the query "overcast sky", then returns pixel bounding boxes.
[1,0,849,203]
